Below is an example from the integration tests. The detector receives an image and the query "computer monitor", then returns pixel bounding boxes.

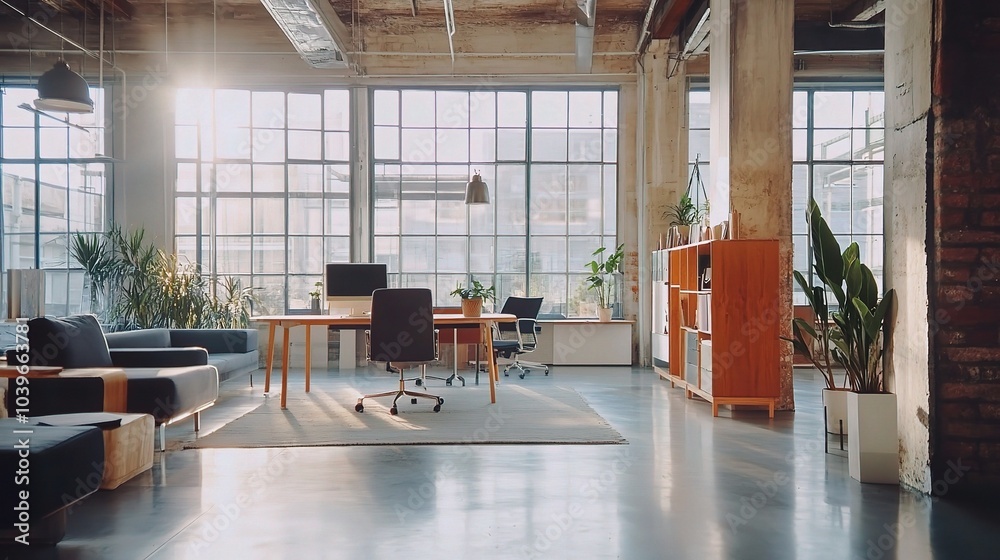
[325,263,388,316]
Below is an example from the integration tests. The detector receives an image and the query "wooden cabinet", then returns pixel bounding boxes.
[652,239,779,417]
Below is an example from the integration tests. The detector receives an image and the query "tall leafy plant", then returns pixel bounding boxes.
[787,201,895,394]
[585,243,625,309]
[70,226,258,330]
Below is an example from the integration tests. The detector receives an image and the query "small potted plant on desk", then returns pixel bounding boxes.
[585,243,625,322]
[309,282,323,313]
[450,279,496,318]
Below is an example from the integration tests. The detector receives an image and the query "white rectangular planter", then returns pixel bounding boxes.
[847,392,899,484]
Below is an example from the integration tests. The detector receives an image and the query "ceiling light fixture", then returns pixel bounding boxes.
[34,60,94,113]
[261,0,352,68]
[465,171,490,205]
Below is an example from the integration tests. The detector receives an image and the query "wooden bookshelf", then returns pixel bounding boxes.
[652,239,780,417]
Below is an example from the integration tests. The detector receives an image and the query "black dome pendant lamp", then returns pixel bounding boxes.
[34,60,94,114]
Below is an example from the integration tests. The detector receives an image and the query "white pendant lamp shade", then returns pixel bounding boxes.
[34,60,94,114]
[465,171,490,205]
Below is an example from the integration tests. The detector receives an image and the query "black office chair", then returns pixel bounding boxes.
[356,288,444,415]
[492,296,549,379]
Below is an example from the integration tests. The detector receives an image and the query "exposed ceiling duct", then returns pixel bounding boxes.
[259,0,351,68]
[575,0,595,73]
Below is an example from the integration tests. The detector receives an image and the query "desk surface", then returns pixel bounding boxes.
[253,313,517,326]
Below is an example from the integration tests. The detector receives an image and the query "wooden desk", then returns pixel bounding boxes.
[0,367,128,413]
[252,313,517,408]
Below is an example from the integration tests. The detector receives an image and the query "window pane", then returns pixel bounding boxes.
[437,237,468,273]
[531,237,567,273]
[497,129,526,161]
[813,92,853,128]
[373,90,399,126]
[532,129,567,161]
[288,130,322,160]
[530,165,567,235]
[532,91,567,127]
[401,90,435,127]
[437,91,469,128]
[289,198,323,235]
[217,199,252,235]
[568,129,602,162]
[252,92,285,127]
[401,237,435,273]
[324,89,351,131]
[497,92,526,127]
[253,199,285,234]
[813,164,852,235]
[569,91,602,128]
[253,236,286,273]
[288,93,321,129]
[217,163,251,192]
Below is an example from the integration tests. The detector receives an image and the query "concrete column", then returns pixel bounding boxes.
[709,0,795,409]
[884,0,934,494]
[112,75,173,251]
[638,39,688,365]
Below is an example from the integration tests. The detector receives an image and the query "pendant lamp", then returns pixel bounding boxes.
[34,60,94,114]
[464,171,490,205]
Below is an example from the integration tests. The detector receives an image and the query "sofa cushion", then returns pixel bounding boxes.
[105,328,171,349]
[124,366,219,424]
[208,352,259,381]
[169,329,258,354]
[110,347,209,368]
[24,314,113,368]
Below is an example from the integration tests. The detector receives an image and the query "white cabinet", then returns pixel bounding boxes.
[531,320,633,366]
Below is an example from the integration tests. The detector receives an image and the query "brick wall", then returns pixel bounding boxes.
[931,0,1000,488]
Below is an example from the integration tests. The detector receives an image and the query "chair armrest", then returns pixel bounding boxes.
[109,347,209,368]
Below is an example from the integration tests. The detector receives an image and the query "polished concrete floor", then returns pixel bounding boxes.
[4,366,1000,559]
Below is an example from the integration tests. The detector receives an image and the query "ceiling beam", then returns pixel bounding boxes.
[837,0,886,22]
[794,22,884,53]
[651,0,697,41]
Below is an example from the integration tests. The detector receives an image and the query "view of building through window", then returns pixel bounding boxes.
[1,85,109,317]
[372,88,619,316]
[173,88,352,314]
[688,86,885,305]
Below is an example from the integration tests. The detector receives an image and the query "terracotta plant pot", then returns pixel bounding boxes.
[461,297,483,318]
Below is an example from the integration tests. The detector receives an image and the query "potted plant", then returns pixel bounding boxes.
[664,194,703,244]
[450,279,496,318]
[309,282,323,313]
[585,243,624,322]
[788,200,897,483]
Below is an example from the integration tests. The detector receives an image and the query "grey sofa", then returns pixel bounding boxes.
[104,328,259,384]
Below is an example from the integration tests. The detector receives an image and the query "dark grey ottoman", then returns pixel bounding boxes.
[0,419,104,545]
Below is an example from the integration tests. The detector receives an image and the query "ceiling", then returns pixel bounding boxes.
[0,0,884,77]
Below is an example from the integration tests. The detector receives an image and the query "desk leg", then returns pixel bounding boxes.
[280,327,290,409]
[305,325,311,393]
[483,324,497,404]
[264,322,276,394]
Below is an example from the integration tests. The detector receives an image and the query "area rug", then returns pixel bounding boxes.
[184,383,626,448]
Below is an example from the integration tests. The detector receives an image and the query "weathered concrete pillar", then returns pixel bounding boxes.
[708,0,795,409]
[637,39,688,365]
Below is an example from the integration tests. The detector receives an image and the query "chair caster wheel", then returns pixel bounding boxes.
[415,379,423,386]
[411,398,417,404]
[438,398,444,405]
[433,404,441,412]
[519,373,526,379]
[355,403,364,413]
[504,372,510,377]
[390,407,398,415]
[545,369,550,375]
[446,380,452,386]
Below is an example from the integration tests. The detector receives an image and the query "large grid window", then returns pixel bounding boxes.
[1,85,110,317]
[173,88,351,314]
[372,88,618,316]
[792,89,885,304]
[687,86,884,305]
